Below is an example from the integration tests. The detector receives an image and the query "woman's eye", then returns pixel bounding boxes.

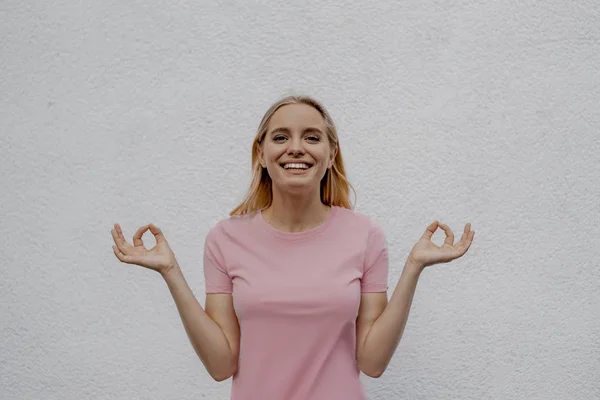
[273,136,319,142]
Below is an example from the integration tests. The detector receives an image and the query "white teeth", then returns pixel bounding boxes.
[283,163,310,169]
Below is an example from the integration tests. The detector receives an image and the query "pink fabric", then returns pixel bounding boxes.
[203,206,389,400]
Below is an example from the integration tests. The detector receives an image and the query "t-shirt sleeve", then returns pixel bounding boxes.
[361,220,389,293]
[203,225,233,294]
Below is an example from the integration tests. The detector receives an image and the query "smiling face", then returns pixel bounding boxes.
[257,103,338,193]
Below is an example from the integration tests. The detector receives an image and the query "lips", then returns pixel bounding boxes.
[279,163,312,174]
[279,162,313,168]
[281,165,311,171]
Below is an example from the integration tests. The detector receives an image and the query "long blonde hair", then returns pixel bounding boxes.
[229,95,355,216]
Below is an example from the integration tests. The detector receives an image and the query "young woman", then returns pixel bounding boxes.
[111,95,475,399]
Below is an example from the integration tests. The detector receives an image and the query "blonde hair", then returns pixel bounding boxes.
[229,95,355,216]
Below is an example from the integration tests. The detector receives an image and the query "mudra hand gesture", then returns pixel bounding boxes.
[408,221,475,270]
[111,223,178,275]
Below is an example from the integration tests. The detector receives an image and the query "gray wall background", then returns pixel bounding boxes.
[2,1,599,399]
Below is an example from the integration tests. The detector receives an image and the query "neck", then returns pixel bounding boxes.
[262,189,331,233]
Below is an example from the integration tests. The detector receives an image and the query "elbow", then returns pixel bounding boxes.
[362,368,384,379]
[210,368,234,382]
[210,361,237,382]
[358,360,385,379]
[211,373,231,382]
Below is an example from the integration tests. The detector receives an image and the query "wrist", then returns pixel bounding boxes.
[161,263,182,280]
[405,257,425,274]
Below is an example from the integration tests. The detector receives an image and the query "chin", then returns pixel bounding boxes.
[275,180,320,193]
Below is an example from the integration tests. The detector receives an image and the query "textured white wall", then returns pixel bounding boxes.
[2,1,599,399]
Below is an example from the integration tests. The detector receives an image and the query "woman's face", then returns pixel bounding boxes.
[258,103,337,193]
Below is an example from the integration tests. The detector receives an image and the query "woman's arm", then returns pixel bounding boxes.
[162,265,240,381]
[356,259,422,377]
[358,221,474,377]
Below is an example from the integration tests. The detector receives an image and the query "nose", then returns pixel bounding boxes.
[287,137,305,156]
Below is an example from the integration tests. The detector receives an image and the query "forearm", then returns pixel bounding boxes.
[361,259,423,376]
[161,265,235,381]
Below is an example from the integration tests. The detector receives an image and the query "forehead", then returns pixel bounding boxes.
[268,103,325,130]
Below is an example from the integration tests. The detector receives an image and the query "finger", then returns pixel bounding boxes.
[113,244,137,265]
[148,224,168,243]
[467,224,475,243]
[112,224,130,252]
[437,222,455,246]
[455,224,475,255]
[422,221,440,240]
[132,224,151,247]
[462,223,475,242]
[115,223,126,237]
[458,223,471,244]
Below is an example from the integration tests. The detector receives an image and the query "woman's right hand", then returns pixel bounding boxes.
[111,223,178,275]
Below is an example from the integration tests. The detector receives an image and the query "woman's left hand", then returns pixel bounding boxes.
[407,221,475,270]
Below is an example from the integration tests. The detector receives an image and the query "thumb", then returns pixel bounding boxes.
[148,223,168,243]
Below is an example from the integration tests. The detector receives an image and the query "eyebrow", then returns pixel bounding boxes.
[268,127,324,135]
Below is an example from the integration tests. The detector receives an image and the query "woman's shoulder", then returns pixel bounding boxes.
[334,206,382,230]
[205,211,258,239]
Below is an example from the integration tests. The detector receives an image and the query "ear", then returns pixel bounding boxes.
[256,144,265,167]
[329,145,338,168]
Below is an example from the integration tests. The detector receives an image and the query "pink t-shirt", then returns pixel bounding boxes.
[203,206,389,400]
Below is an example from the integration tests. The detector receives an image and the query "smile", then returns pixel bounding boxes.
[280,162,312,173]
